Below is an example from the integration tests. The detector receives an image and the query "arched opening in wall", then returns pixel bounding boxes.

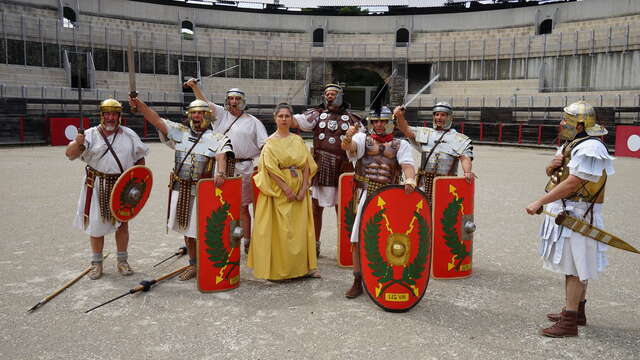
[313,28,324,47]
[181,21,194,40]
[332,62,387,111]
[396,28,409,47]
[538,19,553,35]
[62,7,76,28]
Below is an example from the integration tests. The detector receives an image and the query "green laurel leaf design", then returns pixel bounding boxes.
[204,202,231,268]
[343,200,356,237]
[363,209,393,284]
[442,197,470,270]
[401,211,430,286]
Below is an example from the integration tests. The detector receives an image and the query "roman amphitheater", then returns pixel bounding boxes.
[1,1,639,359]
[1,0,638,147]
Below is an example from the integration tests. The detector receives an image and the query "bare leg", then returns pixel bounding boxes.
[565,275,586,312]
[185,236,196,261]
[179,236,198,281]
[90,236,105,254]
[114,222,129,252]
[345,242,363,298]
[241,204,251,254]
[312,199,324,255]
[240,205,251,239]
[89,236,105,279]
[312,199,323,244]
[351,243,361,273]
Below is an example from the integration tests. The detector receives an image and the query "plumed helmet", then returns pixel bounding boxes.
[366,106,395,135]
[432,101,453,130]
[323,83,343,108]
[99,98,123,128]
[225,88,247,111]
[186,99,214,131]
[560,101,606,140]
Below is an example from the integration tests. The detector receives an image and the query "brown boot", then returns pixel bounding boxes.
[547,300,587,326]
[541,310,579,337]
[345,272,363,299]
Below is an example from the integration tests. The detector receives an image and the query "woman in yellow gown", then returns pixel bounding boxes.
[248,103,320,280]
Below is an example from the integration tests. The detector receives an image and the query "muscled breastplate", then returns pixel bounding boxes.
[545,137,606,204]
[309,108,359,156]
[355,137,401,191]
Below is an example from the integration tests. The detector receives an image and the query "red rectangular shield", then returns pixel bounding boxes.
[196,177,243,292]
[337,172,355,267]
[432,177,475,279]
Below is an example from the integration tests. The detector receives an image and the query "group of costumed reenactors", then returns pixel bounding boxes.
[61,76,622,337]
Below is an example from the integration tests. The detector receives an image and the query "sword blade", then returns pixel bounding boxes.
[403,74,440,108]
[189,65,240,85]
[127,36,138,113]
[207,64,239,78]
[368,69,397,110]
[127,37,136,94]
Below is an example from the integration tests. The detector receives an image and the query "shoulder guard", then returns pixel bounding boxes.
[413,127,435,144]
[446,131,472,155]
[346,111,363,125]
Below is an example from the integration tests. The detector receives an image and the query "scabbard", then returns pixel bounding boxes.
[83,167,96,229]
[555,212,639,254]
[166,173,174,234]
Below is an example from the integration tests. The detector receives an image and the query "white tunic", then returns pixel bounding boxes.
[159,119,233,238]
[209,102,268,205]
[347,132,416,243]
[538,139,615,281]
[72,126,149,237]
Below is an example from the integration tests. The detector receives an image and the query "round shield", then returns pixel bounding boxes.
[110,165,153,222]
[358,185,432,312]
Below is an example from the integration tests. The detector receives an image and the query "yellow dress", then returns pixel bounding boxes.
[248,134,318,280]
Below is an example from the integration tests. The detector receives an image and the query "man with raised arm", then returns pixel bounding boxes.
[291,83,363,256]
[129,96,232,281]
[395,102,474,199]
[66,98,148,279]
[184,79,267,254]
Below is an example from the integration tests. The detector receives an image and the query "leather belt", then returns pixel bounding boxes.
[83,166,120,228]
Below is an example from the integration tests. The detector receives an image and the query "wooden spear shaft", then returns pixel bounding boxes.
[27,253,110,313]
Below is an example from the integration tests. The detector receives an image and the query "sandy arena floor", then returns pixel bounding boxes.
[1,142,639,359]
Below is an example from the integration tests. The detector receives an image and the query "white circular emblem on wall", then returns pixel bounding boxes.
[65,125,78,141]
[627,134,640,152]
